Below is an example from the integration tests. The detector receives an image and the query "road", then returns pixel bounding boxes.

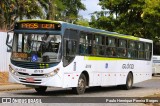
[0,76,160,106]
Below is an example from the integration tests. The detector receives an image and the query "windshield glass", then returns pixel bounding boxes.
[11,33,62,63]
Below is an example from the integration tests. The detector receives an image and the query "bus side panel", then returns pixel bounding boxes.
[101,61,117,86]
[62,56,85,88]
[133,60,152,83]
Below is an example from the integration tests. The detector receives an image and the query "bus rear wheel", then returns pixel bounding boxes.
[72,73,87,95]
[124,72,133,90]
[35,86,47,94]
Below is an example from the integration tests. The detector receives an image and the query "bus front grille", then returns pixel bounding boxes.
[18,72,45,77]
[11,60,58,69]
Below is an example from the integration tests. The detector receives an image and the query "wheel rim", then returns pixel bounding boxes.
[78,78,85,92]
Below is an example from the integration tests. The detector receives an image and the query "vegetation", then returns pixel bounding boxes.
[0,0,86,30]
[89,0,160,54]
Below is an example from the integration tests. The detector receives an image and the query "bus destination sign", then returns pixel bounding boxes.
[15,22,61,30]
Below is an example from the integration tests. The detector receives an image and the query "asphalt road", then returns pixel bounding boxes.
[0,76,160,106]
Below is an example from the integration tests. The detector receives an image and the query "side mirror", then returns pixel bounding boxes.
[6,31,13,50]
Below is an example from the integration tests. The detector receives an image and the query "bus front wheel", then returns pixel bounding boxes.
[72,73,87,94]
[35,86,47,94]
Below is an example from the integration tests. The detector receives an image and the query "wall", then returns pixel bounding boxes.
[0,32,12,72]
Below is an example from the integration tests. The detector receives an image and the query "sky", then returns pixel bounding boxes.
[79,0,102,20]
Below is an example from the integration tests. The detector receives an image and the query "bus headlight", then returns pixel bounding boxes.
[44,68,60,77]
[9,65,16,75]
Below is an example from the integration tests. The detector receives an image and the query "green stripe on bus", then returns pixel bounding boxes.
[98,32,139,40]
[18,20,60,24]
[84,56,129,61]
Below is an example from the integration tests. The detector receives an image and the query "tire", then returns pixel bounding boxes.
[72,73,87,94]
[124,72,133,90]
[35,86,47,94]
[152,73,156,76]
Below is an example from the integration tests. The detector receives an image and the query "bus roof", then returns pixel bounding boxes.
[17,19,152,42]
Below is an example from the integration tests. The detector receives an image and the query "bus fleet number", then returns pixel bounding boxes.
[122,64,134,69]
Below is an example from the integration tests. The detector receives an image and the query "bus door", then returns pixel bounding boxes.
[63,28,79,67]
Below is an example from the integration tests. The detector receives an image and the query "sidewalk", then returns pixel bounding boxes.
[0,83,31,91]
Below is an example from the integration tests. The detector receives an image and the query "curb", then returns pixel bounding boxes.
[0,84,32,92]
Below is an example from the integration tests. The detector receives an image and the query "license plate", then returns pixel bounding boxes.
[26,77,34,82]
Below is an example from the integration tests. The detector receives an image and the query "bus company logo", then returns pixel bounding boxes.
[15,68,26,72]
[122,64,134,69]
[105,63,108,68]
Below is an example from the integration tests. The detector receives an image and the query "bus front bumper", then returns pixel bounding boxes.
[8,72,63,87]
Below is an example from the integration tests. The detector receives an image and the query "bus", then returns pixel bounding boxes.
[6,20,153,94]
[152,55,160,76]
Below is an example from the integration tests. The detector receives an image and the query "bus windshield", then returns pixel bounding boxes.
[11,33,62,63]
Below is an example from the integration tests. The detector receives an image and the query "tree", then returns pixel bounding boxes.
[89,11,115,31]
[0,0,86,30]
[98,0,145,36]
[0,0,14,30]
[94,0,160,54]
[0,0,47,30]
[74,16,89,27]
[61,0,86,23]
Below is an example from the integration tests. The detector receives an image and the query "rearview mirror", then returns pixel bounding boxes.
[6,30,13,51]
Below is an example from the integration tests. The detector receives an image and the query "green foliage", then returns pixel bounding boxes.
[74,16,89,27]
[0,0,86,30]
[95,0,160,54]
[0,0,46,30]
[97,0,160,40]
[90,15,115,31]
[60,0,86,23]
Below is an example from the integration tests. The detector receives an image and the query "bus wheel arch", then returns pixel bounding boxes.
[81,71,89,86]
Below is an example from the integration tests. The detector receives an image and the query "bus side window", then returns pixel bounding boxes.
[117,39,127,58]
[107,47,116,56]
[64,40,77,66]
[138,42,145,59]
[85,33,92,55]
[79,44,84,54]
[107,37,116,57]
[79,33,85,55]
[128,41,136,59]
[145,43,152,60]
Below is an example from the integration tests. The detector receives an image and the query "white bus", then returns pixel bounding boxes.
[152,55,160,76]
[6,20,153,94]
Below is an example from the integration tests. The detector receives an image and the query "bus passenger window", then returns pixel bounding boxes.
[92,45,97,55]
[145,43,152,60]
[99,46,104,55]
[88,45,92,54]
[79,44,85,54]
[138,42,144,59]
[128,41,136,58]
[107,47,116,57]
[117,39,127,58]
[107,37,116,57]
